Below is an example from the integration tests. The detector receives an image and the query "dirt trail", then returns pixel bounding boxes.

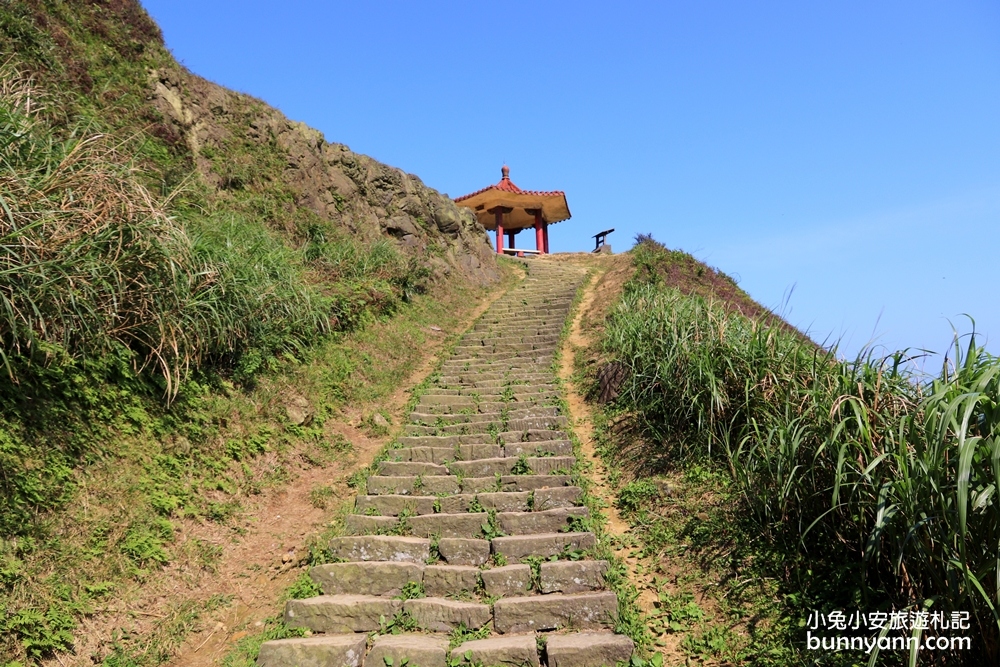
[556,262,630,538]
[555,255,689,661]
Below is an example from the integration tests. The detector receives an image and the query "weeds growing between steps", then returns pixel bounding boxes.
[585,237,1000,665]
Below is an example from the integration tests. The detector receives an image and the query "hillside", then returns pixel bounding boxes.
[4,3,994,667]
[573,238,997,664]
[0,1,504,664]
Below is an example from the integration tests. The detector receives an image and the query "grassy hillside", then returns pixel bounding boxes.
[0,1,501,664]
[581,237,998,665]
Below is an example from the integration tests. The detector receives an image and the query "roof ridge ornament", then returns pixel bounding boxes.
[501,164,510,180]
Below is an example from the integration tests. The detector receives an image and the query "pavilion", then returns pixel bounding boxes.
[454,166,570,255]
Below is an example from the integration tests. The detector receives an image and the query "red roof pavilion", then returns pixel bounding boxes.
[454,166,571,255]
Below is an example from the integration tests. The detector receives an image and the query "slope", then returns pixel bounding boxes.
[0,1,504,664]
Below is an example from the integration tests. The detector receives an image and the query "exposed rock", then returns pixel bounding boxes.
[285,395,312,425]
[148,68,500,286]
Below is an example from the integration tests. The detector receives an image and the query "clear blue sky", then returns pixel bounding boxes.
[140,1,1000,364]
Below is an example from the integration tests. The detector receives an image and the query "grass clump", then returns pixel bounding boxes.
[597,239,1000,663]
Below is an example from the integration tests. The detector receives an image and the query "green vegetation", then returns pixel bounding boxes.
[594,237,1000,664]
[0,2,499,664]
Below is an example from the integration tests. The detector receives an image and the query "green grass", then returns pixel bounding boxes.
[592,237,1000,664]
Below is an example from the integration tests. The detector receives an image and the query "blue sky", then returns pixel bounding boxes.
[140,1,1000,363]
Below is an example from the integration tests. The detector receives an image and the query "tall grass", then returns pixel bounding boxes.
[601,242,1000,662]
[0,64,427,534]
[1,65,424,395]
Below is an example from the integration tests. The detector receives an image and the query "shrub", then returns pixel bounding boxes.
[602,274,1000,661]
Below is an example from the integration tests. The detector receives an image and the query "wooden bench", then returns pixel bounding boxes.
[501,248,541,257]
[593,228,614,251]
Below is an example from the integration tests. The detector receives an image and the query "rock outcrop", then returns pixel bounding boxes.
[149,67,498,285]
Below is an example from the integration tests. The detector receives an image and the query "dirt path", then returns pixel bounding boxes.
[555,258,689,662]
[556,265,630,538]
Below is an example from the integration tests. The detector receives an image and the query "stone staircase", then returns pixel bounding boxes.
[258,261,634,667]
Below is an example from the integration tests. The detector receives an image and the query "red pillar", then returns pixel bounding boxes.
[543,223,550,254]
[507,231,516,249]
[534,213,544,254]
[495,209,504,254]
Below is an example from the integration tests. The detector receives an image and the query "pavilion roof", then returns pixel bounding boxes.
[454,166,571,231]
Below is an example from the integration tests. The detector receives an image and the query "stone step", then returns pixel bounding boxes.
[411,487,578,515]
[437,369,554,380]
[355,494,438,516]
[439,491,531,514]
[396,429,566,448]
[424,564,480,597]
[531,485,584,509]
[386,446,457,464]
[456,336,560,349]
[448,456,576,478]
[468,325,562,335]
[545,632,635,667]
[403,597,492,631]
[476,304,572,314]
[360,475,573,500]
[345,512,488,539]
[408,406,559,426]
[307,557,607,599]
[366,475,460,495]
[284,594,401,633]
[461,475,575,493]
[502,439,573,458]
[438,360,553,372]
[476,303,573,314]
[403,416,567,436]
[451,346,556,355]
[540,560,609,594]
[414,398,552,415]
[417,394,559,418]
[454,336,560,346]
[368,635,449,667]
[409,513,489,539]
[497,507,589,535]
[327,535,429,562]
[480,564,532,597]
[419,386,557,398]
[438,537,490,566]
[385,440,570,461]
[377,461,449,476]
[433,380,556,393]
[492,591,619,634]
[451,634,540,667]
[257,635,367,667]
[310,561,422,596]
[491,532,597,562]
